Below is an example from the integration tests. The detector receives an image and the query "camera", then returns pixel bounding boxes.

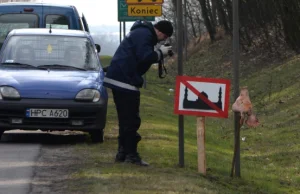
[164,43,174,57]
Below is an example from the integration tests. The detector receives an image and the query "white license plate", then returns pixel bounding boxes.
[26,109,69,118]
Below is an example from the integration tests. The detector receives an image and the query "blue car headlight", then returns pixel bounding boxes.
[75,89,100,102]
[0,86,20,100]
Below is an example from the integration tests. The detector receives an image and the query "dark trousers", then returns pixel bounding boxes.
[112,89,141,154]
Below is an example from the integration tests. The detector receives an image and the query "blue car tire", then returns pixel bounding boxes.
[89,130,104,143]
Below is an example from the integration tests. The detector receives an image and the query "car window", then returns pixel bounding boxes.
[1,35,100,70]
[45,15,69,29]
[0,14,38,48]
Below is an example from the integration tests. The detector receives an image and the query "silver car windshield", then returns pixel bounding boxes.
[0,35,100,70]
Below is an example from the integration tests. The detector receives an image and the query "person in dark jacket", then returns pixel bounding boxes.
[103,20,173,166]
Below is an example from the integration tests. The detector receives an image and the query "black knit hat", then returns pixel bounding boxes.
[154,20,173,37]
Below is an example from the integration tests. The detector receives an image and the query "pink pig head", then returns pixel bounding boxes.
[245,114,260,127]
[232,87,252,114]
[232,87,260,127]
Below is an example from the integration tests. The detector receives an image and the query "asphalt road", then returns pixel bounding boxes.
[0,130,87,194]
[0,143,40,194]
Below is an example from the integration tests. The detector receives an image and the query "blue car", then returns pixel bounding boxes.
[0,28,108,143]
[0,2,91,49]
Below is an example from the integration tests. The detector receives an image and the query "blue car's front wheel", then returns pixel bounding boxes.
[89,130,104,143]
[0,129,4,140]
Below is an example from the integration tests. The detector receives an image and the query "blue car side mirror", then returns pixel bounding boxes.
[95,44,101,53]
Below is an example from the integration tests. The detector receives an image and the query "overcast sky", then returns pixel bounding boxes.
[39,0,119,26]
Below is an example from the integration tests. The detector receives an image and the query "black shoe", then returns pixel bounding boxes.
[115,152,126,163]
[115,146,126,162]
[115,136,126,162]
[124,153,149,166]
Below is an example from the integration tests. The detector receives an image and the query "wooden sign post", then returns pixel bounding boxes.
[197,116,206,175]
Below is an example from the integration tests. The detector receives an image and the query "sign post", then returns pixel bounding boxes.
[232,0,241,177]
[174,76,231,174]
[197,116,206,174]
[177,0,185,169]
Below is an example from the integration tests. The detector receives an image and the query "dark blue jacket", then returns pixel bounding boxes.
[103,20,159,92]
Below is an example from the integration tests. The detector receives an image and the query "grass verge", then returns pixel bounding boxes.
[69,40,300,194]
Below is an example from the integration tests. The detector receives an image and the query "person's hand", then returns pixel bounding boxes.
[159,45,172,57]
[102,66,109,72]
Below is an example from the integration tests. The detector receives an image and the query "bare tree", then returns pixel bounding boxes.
[198,0,216,41]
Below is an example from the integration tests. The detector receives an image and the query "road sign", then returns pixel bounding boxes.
[128,5,162,16]
[118,0,155,21]
[126,0,164,4]
[174,76,231,118]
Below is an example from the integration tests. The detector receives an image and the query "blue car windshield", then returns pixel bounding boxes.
[0,35,100,70]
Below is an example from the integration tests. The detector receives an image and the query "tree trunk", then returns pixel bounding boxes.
[216,0,230,34]
[186,1,198,38]
[198,0,216,41]
[224,0,232,31]
[211,0,218,25]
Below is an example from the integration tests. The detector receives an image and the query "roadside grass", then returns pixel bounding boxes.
[70,40,300,194]
[100,55,112,67]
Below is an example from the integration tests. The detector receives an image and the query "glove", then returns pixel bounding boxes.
[102,66,109,72]
[159,45,172,57]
